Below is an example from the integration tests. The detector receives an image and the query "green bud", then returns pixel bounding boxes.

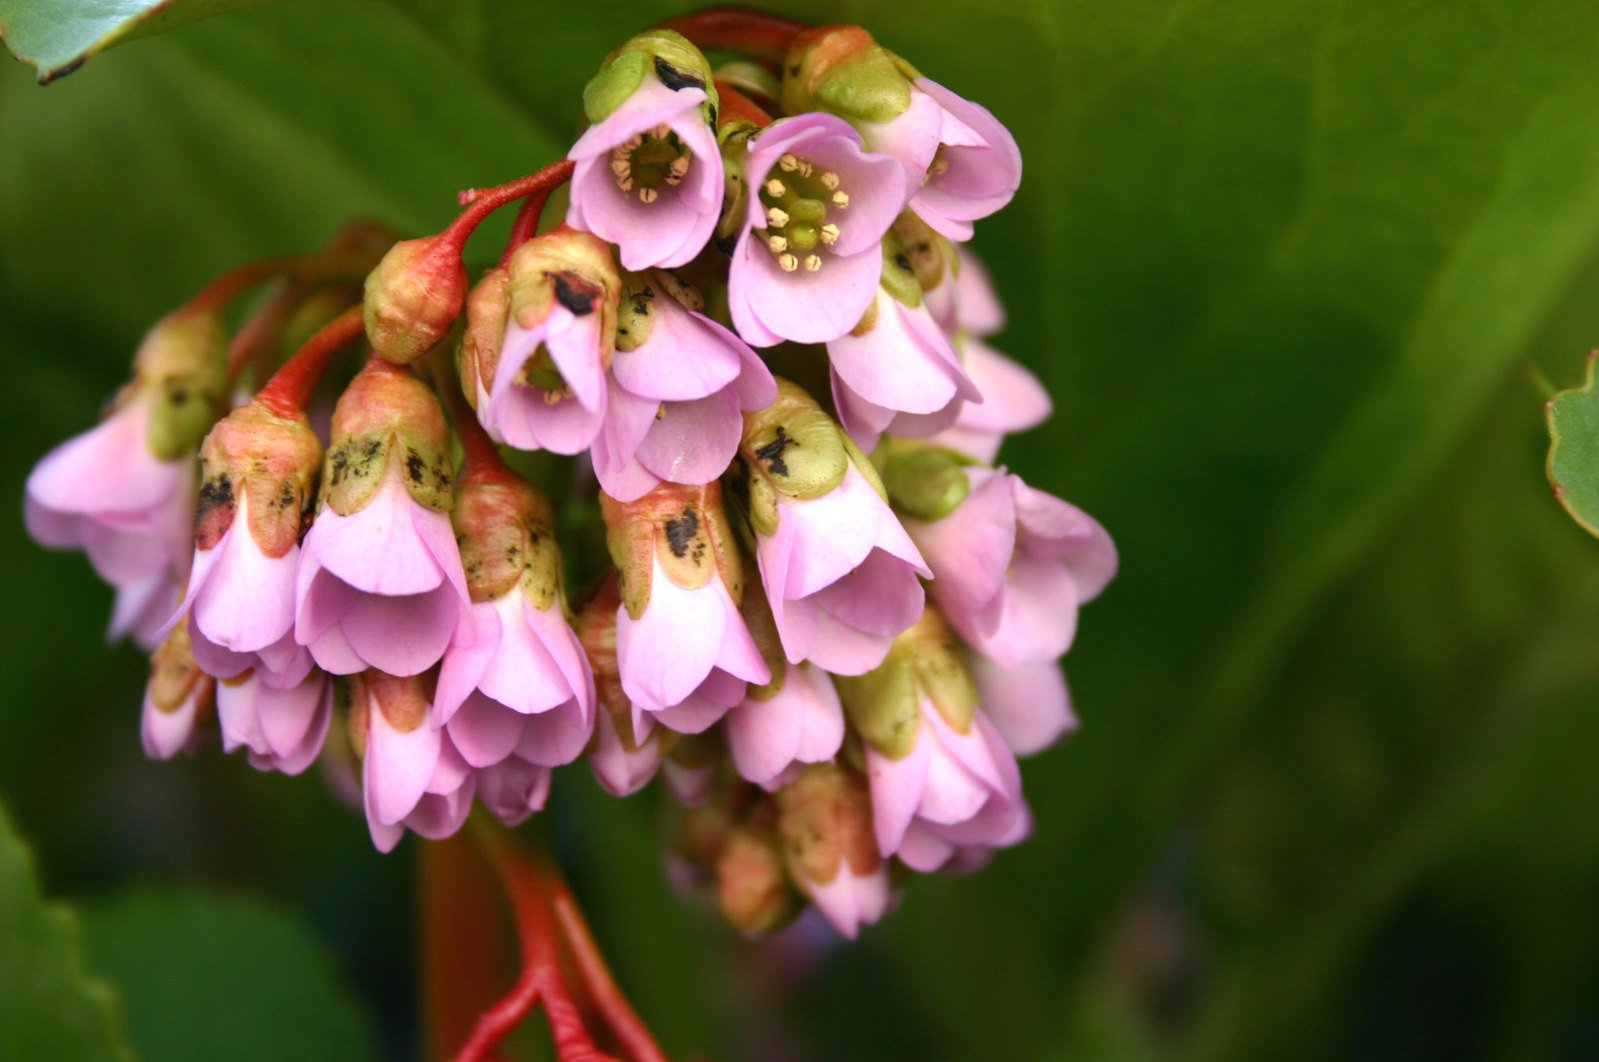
[878,444,972,521]
[782,26,912,126]
[583,30,719,126]
[739,379,851,510]
[134,311,228,460]
[836,606,977,759]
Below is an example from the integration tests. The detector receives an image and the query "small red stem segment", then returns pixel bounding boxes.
[657,6,806,62]
[501,164,574,266]
[447,160,577,258]
[176,258,299,317]
[254,306,366,418]
[713,80,773,128]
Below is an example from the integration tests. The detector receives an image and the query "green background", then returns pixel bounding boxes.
[6,0,1599,1058]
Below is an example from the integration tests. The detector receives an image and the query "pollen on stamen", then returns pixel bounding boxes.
[767,235,789,253]
[778,153,799,173]
[610,159,631,177]
[778,253,799,272]
[820,171,840,190]
[820,224,840,246]
[618,178,635,192]
[803,255,822,272]
[639,187,659,204]
[764,178,787,198]
[832,191,850,208]
[767,207,790,227]
[652,124,670,139]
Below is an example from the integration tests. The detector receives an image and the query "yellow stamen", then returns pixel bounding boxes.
[820,171,840,190]
[820,223,840,246]
[767,235,788,253]
[803,255,822,272]
[766,207,790,228]
[778,253,799,272]
[832,191,850,208]
[778,153,799,172]
[639,187,658,204]
[764,178,787,198]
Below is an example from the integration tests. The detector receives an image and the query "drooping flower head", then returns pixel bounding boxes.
[593,269,776,500]
[294,356,473,677]
[568,31,724,269]
[727,112,906,346]
[735,380,929,675]
[349,668,475,853]
[474,228,622,454]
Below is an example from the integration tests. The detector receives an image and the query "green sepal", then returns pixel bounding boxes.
[136,311,227,460]
[879,444,973,521]
[1546,351,1599,537]
[812,47,914,127]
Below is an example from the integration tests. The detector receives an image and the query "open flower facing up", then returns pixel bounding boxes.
[601,481,770,733]
[737,381,929,675]
[592,270,776,500]
[295,357,473,677]
[176,400,321,686]
[727,113,905,346]
[899,463,1117,668]
[567,31,723,269]
[474,229,622,455]
[434,474,594,819]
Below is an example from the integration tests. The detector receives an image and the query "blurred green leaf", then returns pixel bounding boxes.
[0,0,273,83]
[0,800,129,1062]
[1546,352,1599,537]
[81,888,378,1062]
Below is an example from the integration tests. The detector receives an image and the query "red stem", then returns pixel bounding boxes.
[656,6,806,62]
[253,306,366,417]
[713,79,773,128]
[429,351,513,487]
[176,258,299,316]
[447,160,577,257]
[501,166,573,266]
[547,872,669,1062]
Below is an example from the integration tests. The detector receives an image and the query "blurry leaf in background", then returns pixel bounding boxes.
[0,0,274,83]
[5,2,1599,1061]
[80,888,379,1062]
[0,801,129,1062]
[1546,352,1599,538]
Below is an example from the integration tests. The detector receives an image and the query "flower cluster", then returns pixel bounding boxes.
[24,19,1113,940]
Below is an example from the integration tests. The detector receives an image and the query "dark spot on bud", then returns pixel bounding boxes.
[664,506,700,558]
[754,426,793,477]
[330,447,350,486]
[553,274,597,316]
[654,56,705,93]
[893,253,913,274]
[279,481,297,512]
[194,473,236,549]
[406,451,425,484]
[707,104,718,127]
[788,64,800,77]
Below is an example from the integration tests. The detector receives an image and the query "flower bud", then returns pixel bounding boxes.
[599,481,746,622]
[142,620,216,760]
[195,401,322,556]
[133,310,229,460]
[457,266,510,411]
[581,29,718,126]
[577,577,663,795]
[737,379,852,536]
[775,763,891,939]
[363,235,468,366]
[780,25,916,126]
[324,357,453,515]
[835,605,976,761]
[716,816,800,935]
[453,476,561,607]
[875,441,972,522]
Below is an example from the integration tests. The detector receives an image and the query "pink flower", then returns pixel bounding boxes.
[969,655,1076,757]
[726,662,845,789]
[25,389,195,589]
[866,701,1030,873]
[902,469,1116,668]
[475,759,554,827]
[216,668,332,775]
[479,231,621,455]
[294,360,473,678]
[576,578,664,797]
[828,282,979,451]
[141,624,214,760]
[728,114,906,346]
[593,273,776,501]
[904,79,1022,241]
[175,402,321,684]
[601,483,770,723]
[353,669,475,853]
[567,60,722,269]
[925,336,1051,464]
[774,764,893,939]
[110,572,182,651]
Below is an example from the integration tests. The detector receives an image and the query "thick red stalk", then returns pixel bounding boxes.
[253,306,366,417]
[446,160,577,258]
[657,6,805,61]
[176,258,299,317]
[713,80,773,128]
[501,163,575,266]
[547,871,669,1062]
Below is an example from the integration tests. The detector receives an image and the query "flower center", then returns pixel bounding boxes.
[611,126,691,204]
[756,153,848,273]
[516,348,570,402]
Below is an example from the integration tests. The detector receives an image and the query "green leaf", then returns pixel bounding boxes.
[0,0,274,83]
[0,800,129,1062]
[1546,352,1599,536]
[81,889,378,1062]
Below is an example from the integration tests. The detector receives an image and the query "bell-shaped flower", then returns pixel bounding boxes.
[27,310,225,591]
[969,654,1076,758]
[141,620,215,760]
[737,381,928,676]
[837,606,1029,871]
[827,244,979,450]
[568,31,723,269]
[351,669,475,853]
[775,764,893,939]
[216,667,332,775]
[434,475,595,778]
[905,79,1023,241]
[575,579,663,796]
[294,358,473,677]
[600,482,770,728]
[727,113,905,347]
[593,271,777,501]
[173,401,321,684]
[473,229,621,455]
[900,465,1116,667]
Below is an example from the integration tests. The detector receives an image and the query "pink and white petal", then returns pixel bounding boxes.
[611,302,744,401]
[434,600,501,724]
[306,473,444,596]
[588,711,661,797]
[615,561,728,710]
[447,692,527,768]
[109,572,178,650]
[637,390,743,487]
[403,785,476,841]
[365,704,442,825]
[806,866,892,939]
[340,584,460,677]
[568,80,706,161]
[727,667,805,784]
[477,759,553,826]
[545,308,608,409]
[729,236,883,346]
[795,600,897,676]
[27,400,179,516]
[960,554,1082,667]
[652,669,742,733]
[1013,483,1118,602]
[523,602,595,722]
[791,663,846,763]
[192,530,298,654]
[812,550,925,637]
[477,595,570,715]
[953,339,1049,433]
[905,468,1015,612]
[970,656,1075,757]
[866,735,933,856]
[826,295,969,413]
[954,249,1006,337]
[896,821,956,873]
[516,698,593,766]
[859,89,944,192]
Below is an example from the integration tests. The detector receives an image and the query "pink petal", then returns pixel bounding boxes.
[905,467,1015,613]
[806,865,892,939]
[866,734,932,856]
[1013,481,1119,602]
[615,556,730,710]
[447,693,527,768]
[971,655,1075,757]
[826,292,972,413]
[729,233,883,347]
[516,698,593,766]
[365,700,442,826]
[610,298,744,401]
[304,467,445,596]
[636,390,743,486]
[339,583,460,677]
